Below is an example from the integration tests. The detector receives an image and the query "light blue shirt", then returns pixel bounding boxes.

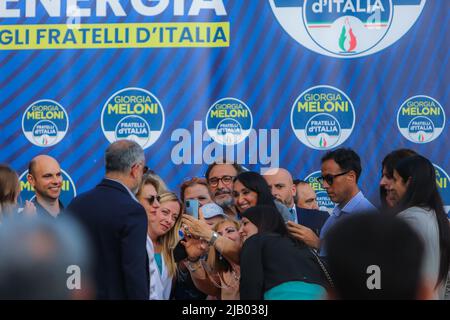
[289,206,298,224]
[319,191,377,256]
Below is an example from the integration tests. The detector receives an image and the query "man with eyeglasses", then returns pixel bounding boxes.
[317,148,377,255]
[204,160,244,219]
[68,140,149,299]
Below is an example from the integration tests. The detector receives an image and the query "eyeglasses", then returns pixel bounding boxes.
[207,175,235,187]
[317,171,350,186]
[146,195,161,205]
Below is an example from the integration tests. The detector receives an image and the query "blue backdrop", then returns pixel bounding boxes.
[0,0,448,214]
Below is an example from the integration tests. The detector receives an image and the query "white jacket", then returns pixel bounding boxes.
[146,235,173,300]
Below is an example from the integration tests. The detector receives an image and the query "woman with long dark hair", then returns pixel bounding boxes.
[239,205,328,300]
[391,155,450,298]
[233,171,291,221]
[379,149,417,208]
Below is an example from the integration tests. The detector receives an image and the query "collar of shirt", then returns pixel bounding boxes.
[32,198,64,218]
[332,191,365,218]
[105,178,139,203]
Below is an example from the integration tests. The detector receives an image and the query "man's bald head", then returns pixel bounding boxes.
[28,155,59,176]
[27,155,62,202]
[263,168,296,207]
[295,181,319,210]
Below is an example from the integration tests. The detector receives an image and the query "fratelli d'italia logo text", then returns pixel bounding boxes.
[22,99,69,147]
[291,85,355,150]
[269,0,426,58]
[101,87,165,149]
[397,95,445,144]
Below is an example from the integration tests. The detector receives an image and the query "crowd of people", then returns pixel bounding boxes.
[0,140,449,300]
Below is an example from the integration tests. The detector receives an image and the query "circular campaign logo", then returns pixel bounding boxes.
[397,96,445,144]
[434,164,450,218]
[291,85,355,150]
[101,88,165,149]
[304,171,334,213]
[206,98,253,146]
[18,169,77,207]
[269,0,426,58]
[22,99,69,147]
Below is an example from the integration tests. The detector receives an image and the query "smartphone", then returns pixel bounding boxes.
[185,199,199,219]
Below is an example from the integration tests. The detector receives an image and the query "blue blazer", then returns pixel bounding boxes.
[296,207,330,236]
[67,179,149,300]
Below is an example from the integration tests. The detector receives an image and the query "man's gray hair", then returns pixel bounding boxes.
[105,140,145,173]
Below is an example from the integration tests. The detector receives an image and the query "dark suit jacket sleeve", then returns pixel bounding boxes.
[121,207,149,300]
[239,235,264,300]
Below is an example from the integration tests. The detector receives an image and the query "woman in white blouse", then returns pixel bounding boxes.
[137,177,183,300]
[390,155,450,299]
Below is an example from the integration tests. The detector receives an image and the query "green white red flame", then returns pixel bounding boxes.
[339,18,357,52]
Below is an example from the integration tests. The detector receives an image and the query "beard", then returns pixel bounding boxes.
[214,195,234,209]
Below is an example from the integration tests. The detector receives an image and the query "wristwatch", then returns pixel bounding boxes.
[186,259,202,272]
[208,231,219,246]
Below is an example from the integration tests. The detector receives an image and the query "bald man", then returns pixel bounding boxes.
[263,168,297,209]
[263,168,329,249]
[295,180,319,210]
[27,155,64,218]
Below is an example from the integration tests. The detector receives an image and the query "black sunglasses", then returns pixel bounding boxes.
[146,195,161,205]
[317,171,350,186]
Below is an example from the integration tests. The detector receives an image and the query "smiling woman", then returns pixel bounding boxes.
[232,171,277,214]
[137,189,183,300]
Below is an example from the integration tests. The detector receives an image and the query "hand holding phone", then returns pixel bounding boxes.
[185,199,199,219]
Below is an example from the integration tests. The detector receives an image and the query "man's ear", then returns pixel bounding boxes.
[347,170,357,183]
[291,184,297,198]
[27,173,35,186]
[130,164,139,179]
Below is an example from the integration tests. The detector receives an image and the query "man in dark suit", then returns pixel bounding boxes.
[263,168,329,249]
[68,140,149,299]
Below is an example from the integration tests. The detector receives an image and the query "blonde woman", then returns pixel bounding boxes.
[137,189,183,300]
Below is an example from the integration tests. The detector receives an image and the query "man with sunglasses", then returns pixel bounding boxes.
[317,148,377,255]
[68,140,149,299]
